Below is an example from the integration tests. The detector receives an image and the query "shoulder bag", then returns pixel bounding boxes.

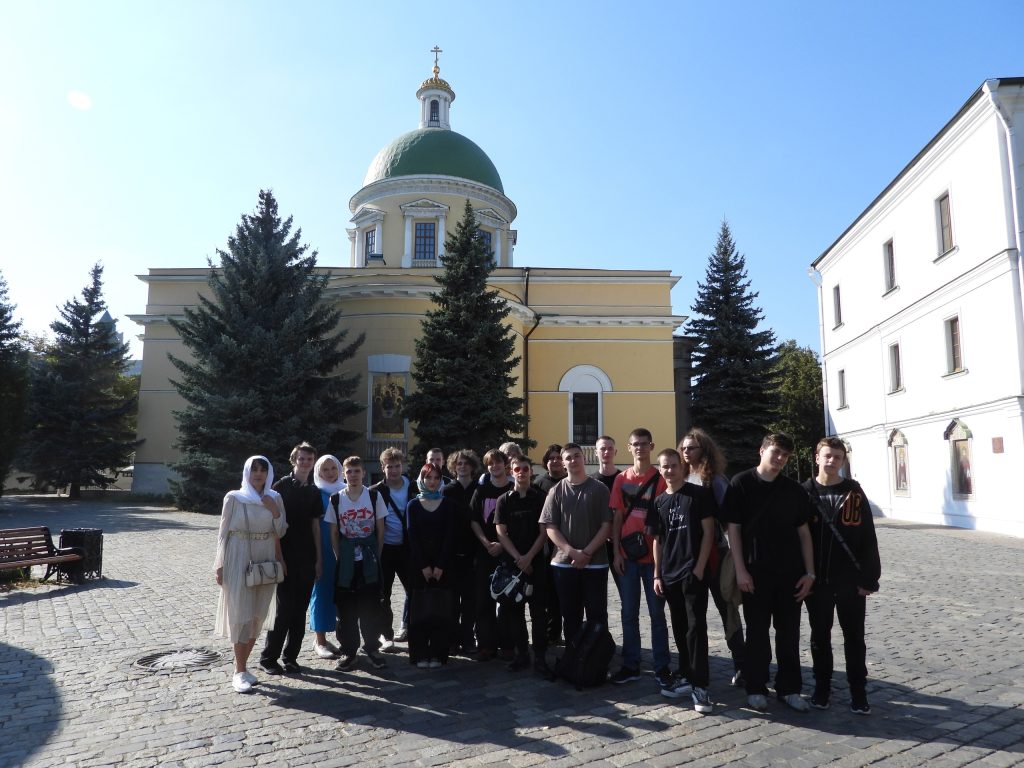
[241,500,285,588]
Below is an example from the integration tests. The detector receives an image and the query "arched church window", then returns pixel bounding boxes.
[558,365,613,449]
[888,429,909,494]
[943,419,973,497]
[429,99,440,126]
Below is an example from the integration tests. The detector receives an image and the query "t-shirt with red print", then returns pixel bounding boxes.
[327,487,387,560]
[610,466,667,565]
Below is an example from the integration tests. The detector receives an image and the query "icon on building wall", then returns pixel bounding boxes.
[371,372,407,438]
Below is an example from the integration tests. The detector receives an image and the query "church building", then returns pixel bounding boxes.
[130,59,686,493]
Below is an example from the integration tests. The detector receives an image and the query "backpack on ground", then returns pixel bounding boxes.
[555,621,615,689]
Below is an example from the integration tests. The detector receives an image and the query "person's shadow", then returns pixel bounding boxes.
[0,643,62,766]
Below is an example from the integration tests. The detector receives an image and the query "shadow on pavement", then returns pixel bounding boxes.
[0,643,62,767]
[0,578,140,608]
[0,496,213,535]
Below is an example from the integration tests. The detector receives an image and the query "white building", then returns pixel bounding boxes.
[811,77,1024,537]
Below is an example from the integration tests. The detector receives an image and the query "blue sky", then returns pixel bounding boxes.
[2,1,1022,358]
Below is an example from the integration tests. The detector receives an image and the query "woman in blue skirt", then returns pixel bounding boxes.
[310,455,346,658]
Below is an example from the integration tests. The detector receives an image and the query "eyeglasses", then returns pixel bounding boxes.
[511,466,531,474]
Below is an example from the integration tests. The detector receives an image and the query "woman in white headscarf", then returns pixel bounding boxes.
[214,456,288,693]
[309,454,346,658]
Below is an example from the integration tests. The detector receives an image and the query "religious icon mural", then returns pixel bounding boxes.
[371,372,407,438]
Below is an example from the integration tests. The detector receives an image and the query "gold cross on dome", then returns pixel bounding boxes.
[431,45,442,68]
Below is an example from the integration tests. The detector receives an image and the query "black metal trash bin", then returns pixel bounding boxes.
[59,528,103,582]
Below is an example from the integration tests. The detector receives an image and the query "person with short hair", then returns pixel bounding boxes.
[679,428,746,686]
[495,455,554,678]
[534,442,568,644]
[328,456,388,671]
[469,449,514,661]
[802,438,881,715]
[426,448,452,485]
[610,427,671,690]
[443,448,482,654]
[540,443,612,643]
[260,443,322,675]
[591,435,622,592]
[651,448,715,712]
[726,433,816,713]
[533,443,567,494]
[371,447,413,649]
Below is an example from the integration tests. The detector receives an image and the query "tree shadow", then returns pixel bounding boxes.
[0,643,62,767]
[0,578,140,607]
[0,496,211,535]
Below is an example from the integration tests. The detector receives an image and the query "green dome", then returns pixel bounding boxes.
[363,128,504,193]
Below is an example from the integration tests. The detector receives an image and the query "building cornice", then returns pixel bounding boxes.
[350,175,516,223]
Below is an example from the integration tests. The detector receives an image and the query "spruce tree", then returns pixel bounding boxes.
[19,265,138,498]
[0,272,28,495]
[688,221,777,471]
[403,199,531,464]
[169,190,363,512]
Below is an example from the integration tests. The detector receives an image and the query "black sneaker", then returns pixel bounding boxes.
[282,660,303,674]
[335,654,356,671]
[850,694,872,715]
[810,686,831,710]
[610,667,641,684]
[654,667,674,690]
[730,669,745,688]
[534,658,556,681]
[258,659,284,675]
[508,654,531,672]
[365,650,387,670]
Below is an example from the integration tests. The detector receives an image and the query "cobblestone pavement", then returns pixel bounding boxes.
[1,496,1022,767]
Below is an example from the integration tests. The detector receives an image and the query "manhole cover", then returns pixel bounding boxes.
[134,648,220,673]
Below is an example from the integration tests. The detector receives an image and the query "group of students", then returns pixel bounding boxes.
[213,428,881,718]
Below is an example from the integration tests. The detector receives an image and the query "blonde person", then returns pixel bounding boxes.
[214,456,287,693]
[309,455,346,659]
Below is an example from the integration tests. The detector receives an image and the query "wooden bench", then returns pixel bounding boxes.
[0,526,84,583]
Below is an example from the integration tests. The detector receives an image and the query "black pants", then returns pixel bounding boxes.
[663,574,710,688]
[551,566,608,644]
[497,563,548,657]
[260,569,315,664]
[450,553,476,649]
[545,543,563,642]
[474,551,505,652]
[408,575,454,664]
[334,562,382,656]
[740,569,803,697]
[806,585,867,694]
[379,542,412,640]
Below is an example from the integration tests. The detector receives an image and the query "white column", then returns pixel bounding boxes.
[356,228,365,268]
[346,229,356,267]
[373,221,383,259]
[403,215,413,268]
[436,214,446,264]
[494,228,502,267]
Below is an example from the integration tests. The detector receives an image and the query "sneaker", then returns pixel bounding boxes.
[534,659,556,681]
[661,675,692,699]
[416,660,430,669]
[610,667,641,684]
[428,659,442,669]
[313,643,338,659]
[508,654,530,672]
[691,686,713,714]
[654,667,674,690]
[782,693,810,712]
[335,654,356,671]
[239,670,258,686]
[394,627,408,642]
[365,650,387,670]
[232,672,253,693]
[379,637,397,652]
[258,659,284,675]
[475,649,495,662]
[282,660,303,674]
[810,686,831,710]
[731,669,745,688]
[747,693,768,712]
[850,695,872,715]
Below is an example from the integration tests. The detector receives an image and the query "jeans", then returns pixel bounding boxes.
[551,566,608,643]
[619,559,670,672]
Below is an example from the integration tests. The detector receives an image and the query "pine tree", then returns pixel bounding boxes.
[169,190,364,512]
[688,221,777,471]
[19,265,138,499]
[769,340,824,480]
[403,199,531,464]
[0,272,28,495]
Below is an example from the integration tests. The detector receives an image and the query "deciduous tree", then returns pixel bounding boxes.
[769,340,824,480]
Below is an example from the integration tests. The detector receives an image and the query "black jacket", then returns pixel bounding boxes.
[802,478,881,594]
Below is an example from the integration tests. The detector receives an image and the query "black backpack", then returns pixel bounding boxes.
[555,620,616,689]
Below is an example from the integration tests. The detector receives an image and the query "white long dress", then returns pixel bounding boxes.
[214,494,287,642]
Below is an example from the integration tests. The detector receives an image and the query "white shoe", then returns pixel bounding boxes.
[782,693,810,712]
[747,694,768,711]
[379,636,396,652]
[416,660,429,669]
[394,627,408,642]
[239,670,258,686]
[232,672,252,693]
[313,643,338,659]
[428,659,442,669]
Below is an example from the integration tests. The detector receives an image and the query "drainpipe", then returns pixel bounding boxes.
[521,267,540,448]
[983,79,1024,395]
[807,266,830,434]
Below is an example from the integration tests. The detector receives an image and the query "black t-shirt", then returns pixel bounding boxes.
[650,484,714,584]
[533,473,564,495]
[590,469,621,494]
[442,478,477,556]
[493,486,546,561]
[724,468,811,575]
[470,477,514,550]
[271,473,322,568]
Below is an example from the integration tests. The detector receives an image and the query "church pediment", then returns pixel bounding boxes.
[474,207,508,227]
[351,206,386,227]
[400,198,450,214]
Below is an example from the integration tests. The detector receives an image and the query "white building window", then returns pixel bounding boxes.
[889,429,909,494]
[888,343,903,393]
[558,365,612,446]
[936,192,954,255]
[944,419,973,497]
[883,239,897,293]
[832,284,842,328]
[945,315,963,374]
[837,369,847,408]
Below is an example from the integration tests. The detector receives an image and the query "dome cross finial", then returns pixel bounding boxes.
[430,45,443,77]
